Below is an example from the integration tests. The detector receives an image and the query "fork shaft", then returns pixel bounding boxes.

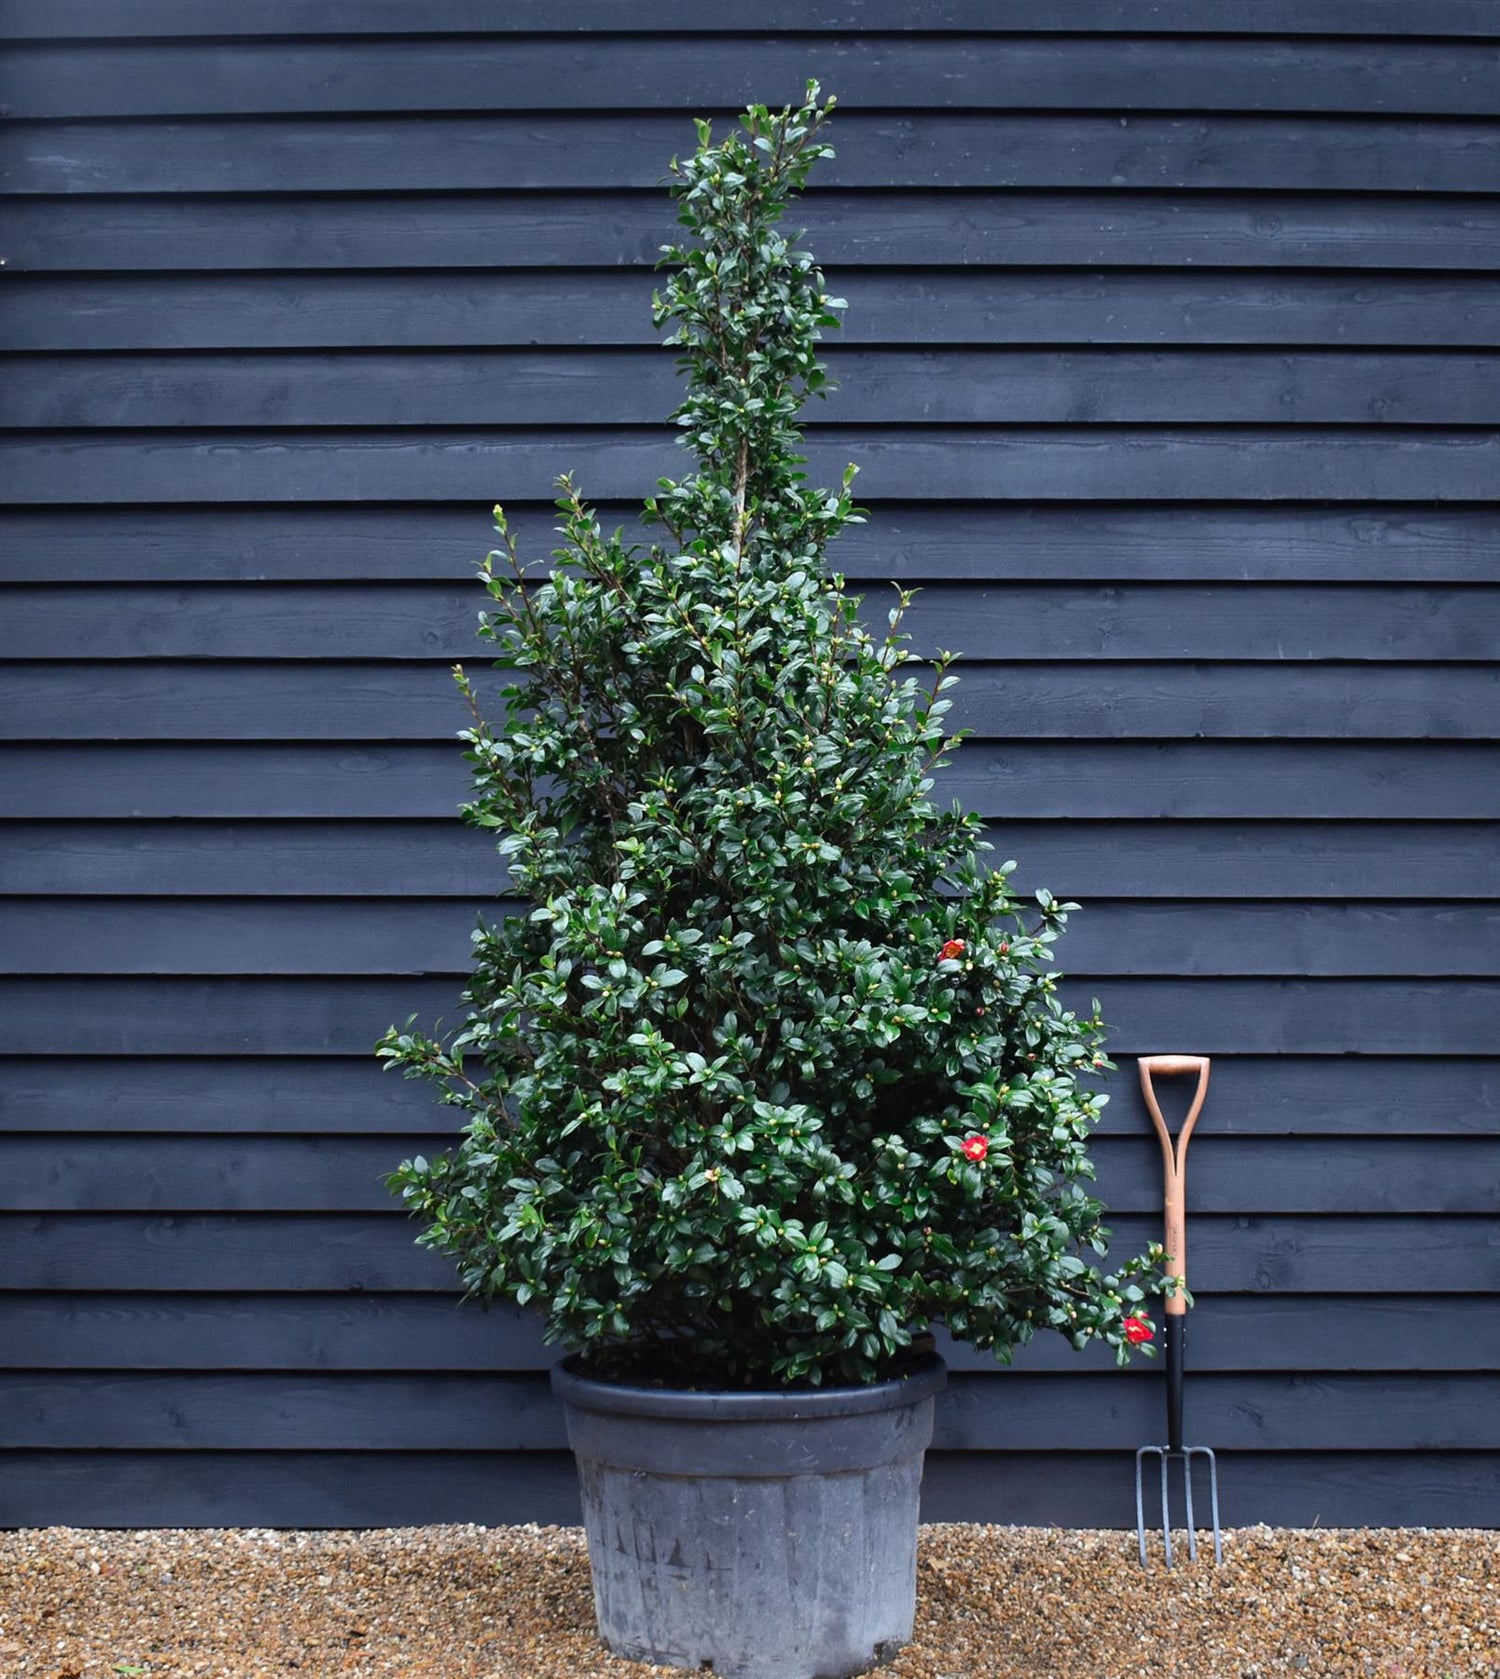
[1165,1314,1184,1452]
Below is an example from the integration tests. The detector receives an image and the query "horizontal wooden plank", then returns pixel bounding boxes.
[0,975,471,1055]
[2,1443,1495,1530]
[14,349,1500,429]
[939,742,1500,820]
[0,821,502,898]
[6,1293,1496,1374]
[964,1374,1500,1454]
[4,504,1495,585]
[8,114,1499,195]
[926,1449,1500,1528]
[1,742,1491,819]
[4,1053,1493,1138]
[988,821,1500,900]
[1121,1207,1482,1297]
[2,1211,1496,1293]
[5,582,1492,662]
[1,1446,1496,1531]
[11,39,1500,120]
[1088,904,1500,979]
[0,1134,423,1214]
[3,820,1496,902]
[8,1,1499,41]
[1079,980,1500,1055]
[1156,1132,1490,1215]
[0,743,466,817]
[0,1293,558,1372]
[0,975,1494,1055]
[4,1134,1495,1216]
[7,428,1500,505]
[0,1213,460,1290]
[5,1370,1499,1452]
[15,271,1500,352]
[15,191,1500,276]
[0,1371,560,1450]
[0,1056,446,1135]
[6,661,1495,742]
[963,1300,1500,1375]
[5,898,1496,980]
[0,1448,582,1528]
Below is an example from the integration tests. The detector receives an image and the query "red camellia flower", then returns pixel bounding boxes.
[961,1134,989,1163]
[939,939,967,963]
[1123,1313,1154,1346]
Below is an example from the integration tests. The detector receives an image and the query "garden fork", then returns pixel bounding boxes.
[1134,1053,1223,1568]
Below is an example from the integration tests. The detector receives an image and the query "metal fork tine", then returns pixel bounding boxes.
[1135,1447,1150,1568]
[1190,1446,1224,1564]
[1135,1445,1224,1568]
[1182,1448,1199,1562]
[1159,1449,1174,1567]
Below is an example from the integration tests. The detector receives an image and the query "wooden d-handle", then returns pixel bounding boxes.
[1138,1055,1211,1315]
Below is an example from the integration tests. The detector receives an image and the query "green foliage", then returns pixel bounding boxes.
[380,85,1162,1387]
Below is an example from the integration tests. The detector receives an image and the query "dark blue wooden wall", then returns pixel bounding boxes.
[1,0,1498,1527]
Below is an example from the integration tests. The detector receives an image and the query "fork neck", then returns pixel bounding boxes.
[1165,1314,1185,1452]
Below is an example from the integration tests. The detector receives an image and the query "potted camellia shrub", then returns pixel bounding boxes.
[380,86,1162,1679]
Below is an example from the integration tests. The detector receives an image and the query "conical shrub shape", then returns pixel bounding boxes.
[381,88,1161,1387]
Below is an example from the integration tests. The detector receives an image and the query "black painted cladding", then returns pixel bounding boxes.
[1,4,1497,1529]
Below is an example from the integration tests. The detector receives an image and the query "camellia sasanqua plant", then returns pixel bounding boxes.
[380,85,1165,1389]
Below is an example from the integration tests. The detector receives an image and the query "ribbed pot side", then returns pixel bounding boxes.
[552,1354,947,1679]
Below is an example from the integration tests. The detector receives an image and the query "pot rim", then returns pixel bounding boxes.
[551,1350,946,1422]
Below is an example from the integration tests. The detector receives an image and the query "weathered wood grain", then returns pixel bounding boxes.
[1,1445,1496,1531]
[5,1369,1500,1450]
[5,1292,1495,1373]
[922,1450,1500,1529]
[6,661,1496,742]
[10,38,1500,121]
[8,428,1500,505]
[12,349,1500,428]
[4,898,1496,979]
[14,192,1500,275]
[6,504,1495,585]
[0,975,1494,1055]
[0,1448,582,1529]
[4,740,1491,819]
[15,272,1500,351]
[4,1053,1494,1138]
[2,1444,1493,1530]
[8,115,1499,196]
[6,1,1498,40]
[6,818,1493,901]
[3,1133,1495,1216]
[5,582,1493,661]
[1,1211,1493,1292]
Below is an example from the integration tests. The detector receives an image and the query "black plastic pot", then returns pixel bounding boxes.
[552,1353,947,1679]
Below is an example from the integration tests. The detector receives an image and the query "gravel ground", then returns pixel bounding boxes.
[0,1523,1494,1679]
